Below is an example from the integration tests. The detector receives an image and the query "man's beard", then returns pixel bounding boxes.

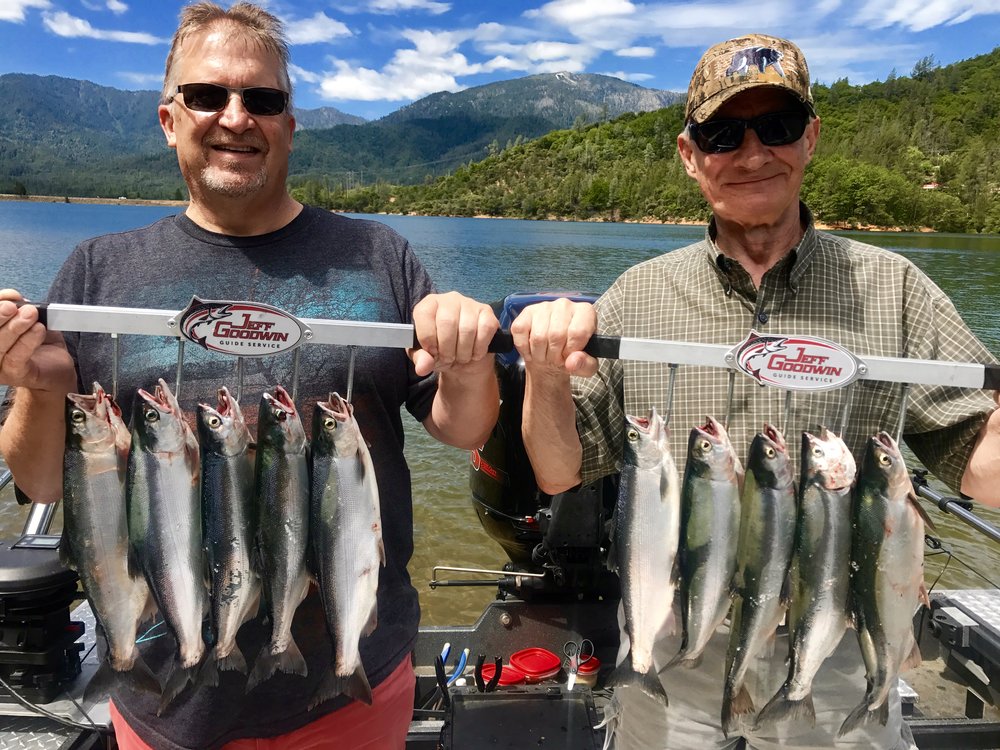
[199,162,268,198]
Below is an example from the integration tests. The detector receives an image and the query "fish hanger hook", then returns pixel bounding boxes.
[345,347,357,404]
[110,332,120,401]
[724,369,736,430]
[895,382,911,445]
[663,363,679,426]
[291,348,302,404]
[174,339,185,401]
[235,356,244,404]
[837,382,856,437]
[782,389,794,436]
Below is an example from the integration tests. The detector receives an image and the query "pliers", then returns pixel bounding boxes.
[433,643,470,708]
[474,654,503,693]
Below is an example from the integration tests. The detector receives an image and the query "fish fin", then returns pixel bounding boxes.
[604,659,668,706]
[665,648,703,670]
[157,662,198,716]
[838,698,888,737]
[377,537,386,567]
[918,582,931,609]
[246,637,309,692]
[721,683,754,738]
[81,660,115,703]
[363,605,378,638]
[218,642,249,675]
[58,528,75,570]
[201,655,220,689]
[309,664,373,710]
[755,685,816,731]
[908,492,937,531]
[902,636,923,672]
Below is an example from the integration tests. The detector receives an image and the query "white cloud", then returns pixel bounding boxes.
[81,0,128,13]
[118,71,162,88]
[526,0,637,24]
[617,46,655,58]
[366,0,450,14]
[285,12,351,45]
[599,70,655,82]
[0,0,50,22]
[313,25,528,102]
[42,11,165,43]
[289,62,323,85]
[854,0,1000,31]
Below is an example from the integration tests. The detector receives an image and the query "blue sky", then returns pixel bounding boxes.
[1,0,999,120]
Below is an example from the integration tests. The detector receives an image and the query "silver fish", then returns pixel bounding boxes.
[722,424,796,737]
[126,378,208,715]
[756,427,856,730]
[839,432,931,737]
[247,385,311,691]
[605,407,679,705]
[669,415,743,670]
[198,387,259,685]
[309,393,384,708]
[62,383,159,701]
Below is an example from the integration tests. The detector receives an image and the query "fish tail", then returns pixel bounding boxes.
[246,637,308,692]
[217,643,248,675]
[157,662,199,715]
[309,664,373,710]
[604,659,668,706]
[664,647,703,670]
[755,685,815,730]
[201,654,220,689]
[129,652,163,697]
[81,660,115,703]
[838,698,889,737]
[83,653,162,703]
[721,683,754,738]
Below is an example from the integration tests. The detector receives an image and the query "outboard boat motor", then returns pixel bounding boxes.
[0,486,84,706]
[468,293,619,600]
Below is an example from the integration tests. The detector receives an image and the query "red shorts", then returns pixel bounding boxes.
[109,657,416,750]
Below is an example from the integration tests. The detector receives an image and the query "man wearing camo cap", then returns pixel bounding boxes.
[512,33,999,749]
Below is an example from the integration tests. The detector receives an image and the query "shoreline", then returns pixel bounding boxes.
[0,194,187,208]
[0,194,933,233]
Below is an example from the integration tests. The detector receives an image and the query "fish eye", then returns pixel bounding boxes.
[70,409,87,424]
[626,428,639,441]
[273,408,287,422]
[699,439,711,451]
[764,446,776,458]
[812,446,823,458]
[144,408,159,422]
[323,417,336,430]
[878,452,891,466]
[207,415,222,428]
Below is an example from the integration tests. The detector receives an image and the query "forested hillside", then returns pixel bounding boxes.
[309,51,1000,233]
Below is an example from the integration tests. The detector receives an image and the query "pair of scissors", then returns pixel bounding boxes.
[563,638,594,690]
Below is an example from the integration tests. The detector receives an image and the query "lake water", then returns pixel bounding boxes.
[2,201,999,625]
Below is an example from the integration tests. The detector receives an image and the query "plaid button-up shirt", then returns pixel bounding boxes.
[574,207,997,492]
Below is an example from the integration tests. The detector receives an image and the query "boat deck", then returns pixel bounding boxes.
[2,590,1000,749]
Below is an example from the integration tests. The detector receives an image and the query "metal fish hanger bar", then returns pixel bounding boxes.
[27,302,1000,391]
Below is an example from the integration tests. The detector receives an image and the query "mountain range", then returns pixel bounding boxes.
[0,71,682,199]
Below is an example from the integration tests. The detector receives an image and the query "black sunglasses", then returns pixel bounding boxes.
[174,83,288,116]
[688,110,809,154]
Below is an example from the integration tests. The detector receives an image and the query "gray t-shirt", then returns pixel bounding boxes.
[46,206,436,749]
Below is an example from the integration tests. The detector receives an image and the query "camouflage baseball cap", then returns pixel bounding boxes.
[684,34,814,124]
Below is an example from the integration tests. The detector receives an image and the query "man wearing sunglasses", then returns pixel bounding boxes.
[0,2,500,749]
[512,34,999,749]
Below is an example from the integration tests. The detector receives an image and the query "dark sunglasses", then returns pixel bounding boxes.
[688,110,809,154]
[174,83,288,116]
